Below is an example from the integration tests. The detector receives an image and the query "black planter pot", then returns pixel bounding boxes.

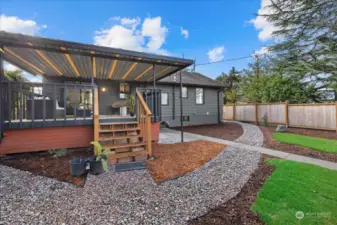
[90,160,105,175]
[130,112,135,117]
[70,158,88,177]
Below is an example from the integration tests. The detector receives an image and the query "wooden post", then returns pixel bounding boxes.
[0,45,4,137]
[233,104,236,121]
[255,103,258,124]
[285,102,289,127]
[93,88,99,154]
[146,114,152,156]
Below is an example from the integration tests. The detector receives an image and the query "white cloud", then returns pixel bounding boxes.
[94,16,168,55]
[207,46,225,62]
[249,0,276,42]
[180,27,189,39]
[0,14,47,35]
[25,74,42,83]
[5,63,20,71]
[142,17,168,51]
[254,46,270,55]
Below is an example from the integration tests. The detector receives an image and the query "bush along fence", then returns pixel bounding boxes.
[223,102,337,131]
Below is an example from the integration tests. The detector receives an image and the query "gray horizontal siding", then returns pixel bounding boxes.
[148,83,223,127]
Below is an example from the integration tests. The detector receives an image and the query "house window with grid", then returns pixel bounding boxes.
[161,93,169,105]
[196,88,204,104]
[182,87,188,98]
[119,83,130,99]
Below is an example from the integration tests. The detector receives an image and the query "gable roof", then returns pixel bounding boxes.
[158,70,224,88]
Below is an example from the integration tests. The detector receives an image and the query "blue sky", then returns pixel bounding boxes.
[0,0,271,80]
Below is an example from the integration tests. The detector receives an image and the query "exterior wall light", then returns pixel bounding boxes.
[101,87,106,92]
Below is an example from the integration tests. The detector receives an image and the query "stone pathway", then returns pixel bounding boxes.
[160,121,337,171]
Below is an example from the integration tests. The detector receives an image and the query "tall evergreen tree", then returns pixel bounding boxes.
[4,69,27,81]
[262,0,337,90]
[215,67,241,103]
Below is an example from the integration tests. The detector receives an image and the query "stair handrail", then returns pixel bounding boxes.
[93,87,99,154]
[136,90,152,157]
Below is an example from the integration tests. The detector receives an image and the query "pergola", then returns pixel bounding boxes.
[0,31,192,140]
[0,31,193,82]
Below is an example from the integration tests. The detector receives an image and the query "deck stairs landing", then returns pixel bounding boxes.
[98,121,148,165]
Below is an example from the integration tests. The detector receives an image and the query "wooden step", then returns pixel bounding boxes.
[99,121,138,125]
[99,135,142,141]
[102,142,145,150]
[99,128,140,133]
[108,150,148,160]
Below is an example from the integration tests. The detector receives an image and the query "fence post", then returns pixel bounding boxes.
[285,102,289,127]
[255,103,258,124]
[233,104,236,121]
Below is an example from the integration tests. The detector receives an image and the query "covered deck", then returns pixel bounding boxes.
[0,31,193,156]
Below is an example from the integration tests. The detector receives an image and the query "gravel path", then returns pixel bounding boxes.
[225,121,264,147]
[0,122,262,224]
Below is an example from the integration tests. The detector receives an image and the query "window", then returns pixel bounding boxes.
[182,87,188,98]
[196,88,204,104]
[161,93,169,105]
[119,83,130,99]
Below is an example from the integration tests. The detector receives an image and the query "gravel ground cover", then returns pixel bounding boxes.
[233,122,264,147]
[147,140,226,183]
[0,148,260,224]
[260,126,337,162]
[172,123,243,141]
[0,122,263,224]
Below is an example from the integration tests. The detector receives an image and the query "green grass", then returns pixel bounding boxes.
[252,159,337,225]
[273,132,337,153]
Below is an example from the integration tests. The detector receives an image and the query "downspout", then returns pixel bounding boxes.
[180,70,183,142]
[217,88,224,123]
[0,45,4,140]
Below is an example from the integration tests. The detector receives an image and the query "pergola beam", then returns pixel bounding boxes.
[122,62,138,80]
[4,47,44,74]
[148,66,171,81]
[60,47,80,77]
[108,59,118,79]
[134,65,153,81]
[27,42,63,76]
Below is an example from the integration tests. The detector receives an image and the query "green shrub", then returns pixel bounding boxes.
[90,141,110,170]
[48,148,68,157]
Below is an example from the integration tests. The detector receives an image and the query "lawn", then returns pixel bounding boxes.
[252,159,337,225]
[273,132,337,153]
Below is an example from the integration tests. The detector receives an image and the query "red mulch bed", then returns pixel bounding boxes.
[189,155,274,225]
[0,148,92,186]
[146,140,226,183]
[260,126,337,163]
[173,123,243,141]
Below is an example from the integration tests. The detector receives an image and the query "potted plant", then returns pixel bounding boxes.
[127,95,135,117]
[90,141,110,175]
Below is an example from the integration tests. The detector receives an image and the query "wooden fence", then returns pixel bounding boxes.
[223,102,337,131]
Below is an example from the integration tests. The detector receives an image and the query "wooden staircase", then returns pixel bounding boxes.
[93,89,152,166]
[98,121,148,164]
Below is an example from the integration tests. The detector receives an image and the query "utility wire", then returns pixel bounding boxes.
[195,53,267,67]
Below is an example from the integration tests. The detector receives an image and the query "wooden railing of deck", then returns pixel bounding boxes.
[93,87,99,154]
[136,90,152,157]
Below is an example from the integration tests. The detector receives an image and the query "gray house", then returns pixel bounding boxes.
[153,71,224,127]
[42,70,224,128]
[0,31,223,158]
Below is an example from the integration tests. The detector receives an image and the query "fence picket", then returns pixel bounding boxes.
[223,102,337,131]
